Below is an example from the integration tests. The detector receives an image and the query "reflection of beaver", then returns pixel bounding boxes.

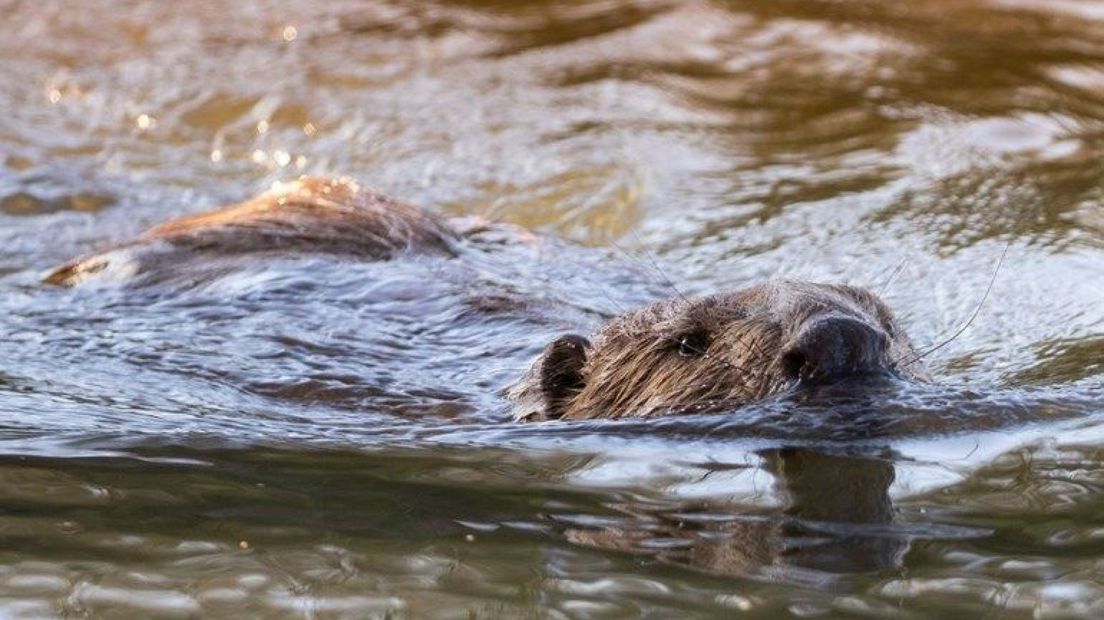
[46,176,929,418]
[561,448,910,578]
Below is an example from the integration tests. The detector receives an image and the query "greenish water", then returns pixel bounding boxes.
[0,0,1102,617]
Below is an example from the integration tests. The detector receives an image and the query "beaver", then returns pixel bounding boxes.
[45,176,929,419]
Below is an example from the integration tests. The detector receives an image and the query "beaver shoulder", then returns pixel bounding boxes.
[44,176,460,287]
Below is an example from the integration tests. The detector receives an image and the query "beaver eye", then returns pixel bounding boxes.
[676,332,709,357]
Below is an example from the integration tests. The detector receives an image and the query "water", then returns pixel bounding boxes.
[0,0,1102,617]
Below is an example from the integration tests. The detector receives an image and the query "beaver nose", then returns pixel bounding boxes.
[781,316,889,383]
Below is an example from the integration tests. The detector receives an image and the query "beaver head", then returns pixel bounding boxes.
[512,280,929,420]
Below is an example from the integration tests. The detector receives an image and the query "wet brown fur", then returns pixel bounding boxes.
[44,177,458,286]
[512,281,929,420]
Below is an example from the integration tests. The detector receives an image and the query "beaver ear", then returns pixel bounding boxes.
[511,334,590,421]
[539,333,589,403]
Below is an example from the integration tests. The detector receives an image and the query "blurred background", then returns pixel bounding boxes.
[0,1,1102,618]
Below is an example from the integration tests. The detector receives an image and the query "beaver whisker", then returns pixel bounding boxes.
[610,235,691,307]
[893,242,1008,369]
[876,255,910,296]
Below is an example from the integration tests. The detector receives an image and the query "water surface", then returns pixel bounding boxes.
[0,0,1102,617]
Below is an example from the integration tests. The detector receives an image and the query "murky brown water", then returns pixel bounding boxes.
[1,0,1103,617]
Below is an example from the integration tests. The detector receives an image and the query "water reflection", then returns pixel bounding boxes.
[559,448,912,581]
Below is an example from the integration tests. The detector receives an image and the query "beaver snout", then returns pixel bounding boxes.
[780,315,890,384]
